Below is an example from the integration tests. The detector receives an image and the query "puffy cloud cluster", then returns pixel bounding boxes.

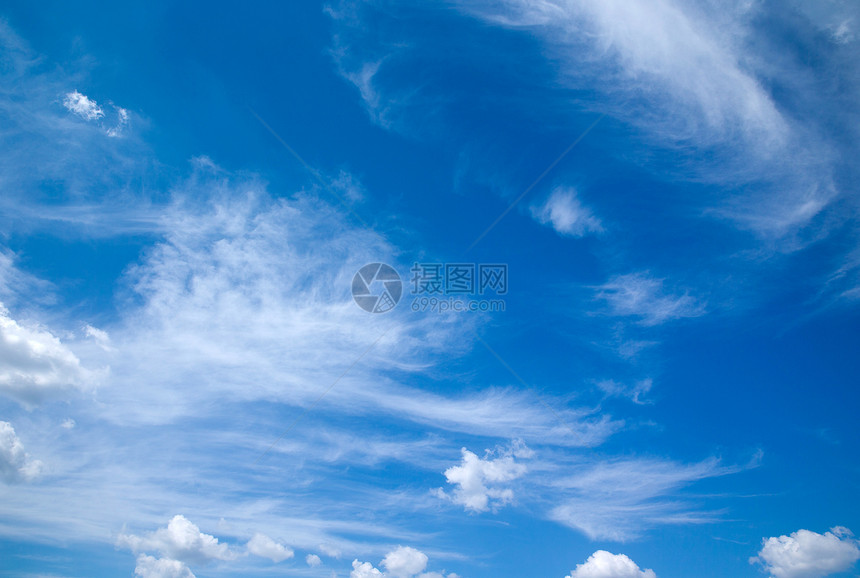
[118,515,235,568]
[436,441,532,513]
[350,546,459,578]
[119,515,297,575]
[0,304,98,407]
[566,550,657,578]
[750,527,860,578]
[134,554,196,578]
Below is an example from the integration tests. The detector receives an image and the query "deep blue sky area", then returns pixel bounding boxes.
[0,2,859,578]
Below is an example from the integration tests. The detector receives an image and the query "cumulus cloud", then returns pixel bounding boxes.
[350,546,456,578]
[134,554,195,578]
[381,546,429,578]
[0,421,44,483]
[566,550,656,578]
[306,553,322,567]
[595,273,704,326]
[531,187,602,237]
[118,515,235,565]
[750,527,860,578]
[0,304,97,407]
[352,559,385,578]
[436,441,530,513]
[246,532,293,563]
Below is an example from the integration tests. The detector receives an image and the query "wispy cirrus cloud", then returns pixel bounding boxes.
[594,272,705,326]
[547,456,739,541]
[531,187,602,238]
[0,23,158,238]
[455,0,849,239]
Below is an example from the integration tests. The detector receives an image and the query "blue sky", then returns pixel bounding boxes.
[1,1,859,577]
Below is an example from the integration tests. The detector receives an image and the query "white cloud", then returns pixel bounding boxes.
[88,183,616,446]
[595,273,704,326]
[548,456,736,541]
[458,0,839,237]
[750,527,860,578]
[382,546,429,578]
[246,532,293,563]
[118,515,235,565]
[306,553,322,567]
[319,543,343,558]
[531,187,602,237]
[106,107,129,137]
[436,442,529,513]
[0,421,44,483]
[0,249,54,306]
[352,559,385,578]
[351,546,455,578]
[596,378,652,404]
[84,324,114,352]
[565,550,656,578]
[0,305,97,407]
[63,90,129,138]
[134,554,196,578]
[63,90,104,121]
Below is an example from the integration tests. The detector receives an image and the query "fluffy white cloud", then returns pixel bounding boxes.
[134,554,195,578]
[531,187,602,237]
[750,527,860,578]
[352,559,385,578]
[246,532,293,563]
[0,421,43,483]
[382,546,428,578]
[118,515,235,565]
[63,90,104,121]
[595,273,704,326]
[566,550,656,578]
[306,553,322,567]
[0,304,97,406]
[436,442,530,513]
[350,546,457,578]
